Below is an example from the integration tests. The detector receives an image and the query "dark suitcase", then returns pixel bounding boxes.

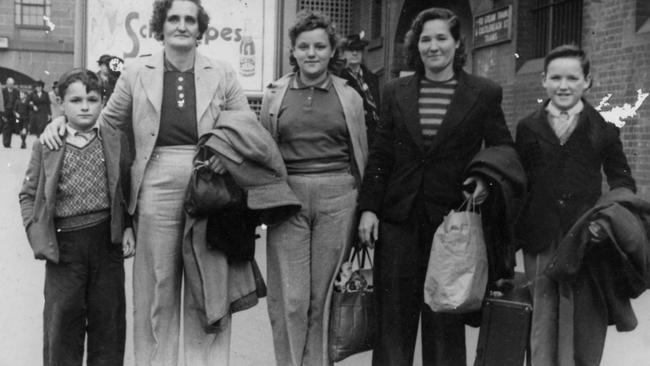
[474,273,532,366]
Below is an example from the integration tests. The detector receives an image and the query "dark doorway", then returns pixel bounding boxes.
[0,67,37,90]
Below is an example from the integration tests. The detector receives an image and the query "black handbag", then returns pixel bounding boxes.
[328,245,376,362]
[184,145,244,217]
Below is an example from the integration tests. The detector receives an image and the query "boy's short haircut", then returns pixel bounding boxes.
[57,68,105,100]
[544,44,590,76]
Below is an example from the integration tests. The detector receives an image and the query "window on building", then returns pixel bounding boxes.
[370,0,382,40]
[532,0,583,58]
[15,0,51,28]
[299,0,351,36]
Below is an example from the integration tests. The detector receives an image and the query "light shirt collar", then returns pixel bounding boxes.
[545,100,583,145]
[546,99,584,120]
[291,73,332,91]
[65,123,100,148]
[348,66,363,78]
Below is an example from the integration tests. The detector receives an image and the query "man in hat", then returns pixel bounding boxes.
[339,32,380,146]
[96,54,123,104]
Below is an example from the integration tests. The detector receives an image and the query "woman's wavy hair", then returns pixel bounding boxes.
[149,0,210,42]
[288,10,340,72]
[404,7,467,75]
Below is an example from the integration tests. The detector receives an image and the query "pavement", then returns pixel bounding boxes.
[2,134,650,366]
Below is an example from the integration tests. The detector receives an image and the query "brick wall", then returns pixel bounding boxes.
[502,0,650,198]
[583,0,650,198]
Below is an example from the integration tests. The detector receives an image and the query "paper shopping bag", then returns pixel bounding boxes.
[424,202,488,313]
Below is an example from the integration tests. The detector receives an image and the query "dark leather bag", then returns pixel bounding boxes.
[329,245,376,362]
[184,145,244,217]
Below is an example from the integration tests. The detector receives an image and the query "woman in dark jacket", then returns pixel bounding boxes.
[515,45,636,366]
[28,80,51,136]
[357,7,515,366]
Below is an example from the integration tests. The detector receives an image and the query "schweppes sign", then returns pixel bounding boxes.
[86,0,276,93]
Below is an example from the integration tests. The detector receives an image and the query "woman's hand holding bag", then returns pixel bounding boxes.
[183,145,244,217]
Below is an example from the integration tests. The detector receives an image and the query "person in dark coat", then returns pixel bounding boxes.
[15,91,30,148]
[28,80,51,136]
[338,32,380,146]
[2,77,20,147]
[515,44,637,366]
[357,7,517,366]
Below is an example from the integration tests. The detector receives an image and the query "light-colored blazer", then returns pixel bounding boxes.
[100,50,251,214]
[99,50,262,328]
[18,125,130,263]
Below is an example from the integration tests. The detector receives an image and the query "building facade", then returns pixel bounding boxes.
[3,0,649,196]
[289,0,650,198]
[0,0,75,90]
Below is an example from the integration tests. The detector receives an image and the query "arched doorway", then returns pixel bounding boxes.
[0,67,37,90]
[391,0,473,77]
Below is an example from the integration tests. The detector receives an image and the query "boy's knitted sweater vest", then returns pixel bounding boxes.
[55,136,110,222]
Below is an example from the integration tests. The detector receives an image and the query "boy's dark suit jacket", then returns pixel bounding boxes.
[357,70,514,223]
[515,100,636,254]
[19,124,131,263]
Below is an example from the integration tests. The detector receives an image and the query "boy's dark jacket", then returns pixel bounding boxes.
[515,100,636,253]
[19,124,131,263]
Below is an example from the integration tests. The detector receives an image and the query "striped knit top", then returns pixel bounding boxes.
[419,77,458,147]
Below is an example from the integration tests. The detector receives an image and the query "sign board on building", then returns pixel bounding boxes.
[474,6,512,49]
[85,0,276,94]
[0,36,8,49]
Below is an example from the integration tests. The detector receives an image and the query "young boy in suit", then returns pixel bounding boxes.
[19,68,135,366]
[515,45,636,366]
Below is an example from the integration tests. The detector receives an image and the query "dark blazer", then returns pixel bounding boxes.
[515,100,636,254]
[2,87,20,115]
[18,124,131,263]
[28,90,51,133]
[357,71,513,223]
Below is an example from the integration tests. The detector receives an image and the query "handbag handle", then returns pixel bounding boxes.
[458,196,480,214]
[350,245,373,269]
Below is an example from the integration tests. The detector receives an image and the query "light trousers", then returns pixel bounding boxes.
[133,146,231,366]
[267,172,358,366]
